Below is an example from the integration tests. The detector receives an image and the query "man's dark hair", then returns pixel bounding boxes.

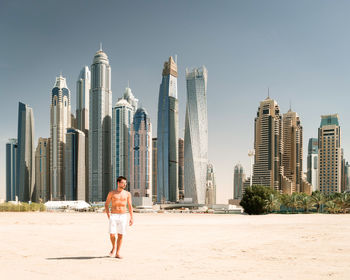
[117,176,127,183]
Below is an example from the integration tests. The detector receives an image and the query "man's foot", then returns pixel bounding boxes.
[109,249,116,257]
[115,254,123,259]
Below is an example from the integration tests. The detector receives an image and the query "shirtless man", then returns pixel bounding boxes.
[105,176,133,259]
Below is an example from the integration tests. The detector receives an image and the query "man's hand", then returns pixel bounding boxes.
[129,217,134,226]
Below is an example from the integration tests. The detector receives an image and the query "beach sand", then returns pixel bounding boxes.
[0,212,349,280]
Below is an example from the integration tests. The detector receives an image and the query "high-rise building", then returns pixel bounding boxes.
[112,99,133,190]
[50,75,71,200]
[344,161,350,192]
[152,138,157,202]
[252,97,282,191]
[89,47,112,202]
[205,163,216,205]
[341,151,346,193]
[65,129,86,200]
[129,108,152,198]
[157,56,179,203]
[6,139,17,201]
[34,138,50,202]
[76,66,90,201]
[307,138,318,192]
[184,66,208,204]
[178,138,184,200]
[233,164,245,200]
[17,102,35,202]
[122,86,138,112]
[282,109,303,193]
[318,114,341,194]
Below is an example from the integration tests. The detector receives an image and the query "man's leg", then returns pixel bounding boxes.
[109,234,116,256]
[116,234,123,258]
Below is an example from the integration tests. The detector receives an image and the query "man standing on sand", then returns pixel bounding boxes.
[105,176,134,258]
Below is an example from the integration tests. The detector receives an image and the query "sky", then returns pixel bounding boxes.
[1,0,350,203]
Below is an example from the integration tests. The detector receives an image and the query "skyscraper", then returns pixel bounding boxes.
[205,163,216,205]
[178,138,184,200]
[65,129,86,200]
[252,97,282,191]
[50,75,71,200]
[6,139,17,201]
[76,66,90,201]
[122,86,138,112]
[157,56,179,203]
[282,109,303,193]
[34,138,50,202]
[318,114,341,194]
[112,98,133,190]
[89,47,112,202]
[184,66,208,204]
[152,138,157,202]
[17,102,35,202]
[129,108,152,198]
[307,138,318,192]
[233,164,245,200]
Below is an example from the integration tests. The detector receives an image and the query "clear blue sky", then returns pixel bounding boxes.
[1,0,350,202]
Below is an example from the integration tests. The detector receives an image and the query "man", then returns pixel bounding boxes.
[105,176,134,258]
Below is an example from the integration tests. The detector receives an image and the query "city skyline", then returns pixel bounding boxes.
[2,1,350,203]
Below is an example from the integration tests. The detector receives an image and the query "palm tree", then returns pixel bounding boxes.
[289,193,300,213]
[325,201,341,214]
[334,193,350,213]
[265,193,281,213]
[299,195,314,213]
[311,191,325,213]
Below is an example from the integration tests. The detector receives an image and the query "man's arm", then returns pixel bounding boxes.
[127,192,133,226]
[105,192,112,219]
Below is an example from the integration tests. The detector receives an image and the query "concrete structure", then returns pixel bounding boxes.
[50,75,71,200]
[184,66,208,204]
[112,98,133,190]
[17,102,35,202]
[65,129,86,201]
[307,138,318,192]
[157,56,179,203]
[318,114,341,194]
[205,163,216,205]
[152,138,157,202]
[252,97,282,191]
[178,138,184,200]
[89,47,112,202]
[343,161,350,192]
[34,138,50,202]
[282,109,303,193]
[233,164,245,200]
[6,139,17,201]
[129,108,152,198]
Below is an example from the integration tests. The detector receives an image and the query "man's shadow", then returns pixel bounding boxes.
[46,256,110,260]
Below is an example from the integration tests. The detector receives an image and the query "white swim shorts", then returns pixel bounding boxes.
[109,213,128,235]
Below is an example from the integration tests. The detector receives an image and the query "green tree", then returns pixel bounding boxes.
[325,201,341,214]
[240,185,276,215]
[265,193,281,213]
[311,191,325,213]
[298,194,314,213]
[334,193,350,213]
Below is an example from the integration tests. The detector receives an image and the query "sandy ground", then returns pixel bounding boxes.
[0,212,349,280]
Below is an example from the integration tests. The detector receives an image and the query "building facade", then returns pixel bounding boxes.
[205,163,216,205]
[17,102,35,202]
[184,66,208,204]
[89,48,112,202]
[35,138,50,202]
[6,139,17,201]
[307,138,318,192]
[129,108,152,198]
[65,129,86,200]
[152,138,157,202]
[76,66,90,132]
[50,75,71,200]
[112,99,133,190]
[157,56,179,203]
[318,114,341,194]
[233,164,245,200]
[252,97,283,191]
[178,138,184,200]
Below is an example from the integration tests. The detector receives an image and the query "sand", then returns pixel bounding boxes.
[0,212,349,280]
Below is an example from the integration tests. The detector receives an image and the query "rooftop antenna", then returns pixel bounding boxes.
[99,42,102,51]
[175,54,178,64]
[127,80,130,88]
[59,70,62,77]
[267,87,270,98]
[289,100,292,111]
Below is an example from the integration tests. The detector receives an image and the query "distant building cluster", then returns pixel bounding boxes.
[233,96,349,200]
[5,49,216,205]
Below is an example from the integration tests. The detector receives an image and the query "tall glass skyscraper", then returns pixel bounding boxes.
[129,108,152,198]
[89,47,112,202]
[35,138,50,202]
[17,102,35,202]
[50,75,71,200]
[157,56,179,203]
[184,66,208,204]
[112,98,133,190]
[307,138,318,192]
[233,164,245,200]
[6,138,17,201]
